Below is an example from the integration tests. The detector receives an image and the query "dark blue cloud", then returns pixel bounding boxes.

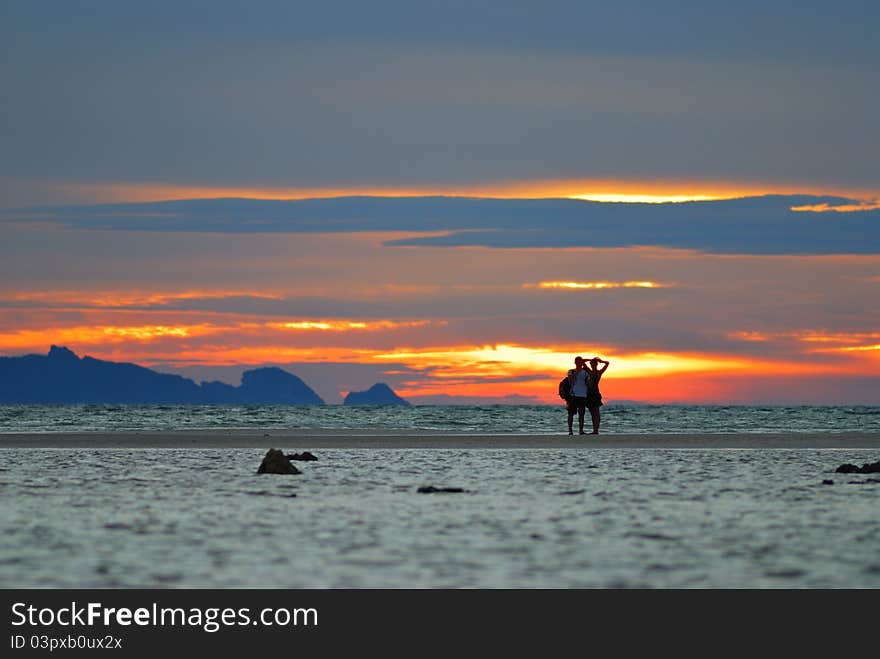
[8,195,879,255]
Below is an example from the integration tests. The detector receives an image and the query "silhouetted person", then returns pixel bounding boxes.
[566,356,590,435]
[586,357,609,434]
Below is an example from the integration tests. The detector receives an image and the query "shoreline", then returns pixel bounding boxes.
[1,430,879,449]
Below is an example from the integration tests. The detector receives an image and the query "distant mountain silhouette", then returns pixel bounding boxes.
[0,346,325,404]
[233,367,324,404]
[343,383,410,406]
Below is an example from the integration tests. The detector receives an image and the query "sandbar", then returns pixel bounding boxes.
[0,430,879,449]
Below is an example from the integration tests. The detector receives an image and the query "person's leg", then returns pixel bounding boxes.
[578,405,586,434]
[589,406,600,434]
[567,406,574,434]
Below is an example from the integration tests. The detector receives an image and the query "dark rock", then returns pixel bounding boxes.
[822,480,834,485]
[835,461,880,474]
[417,486,465,493]
[257,448,301,475]
[286,451,318,461]
[847,479,880,485]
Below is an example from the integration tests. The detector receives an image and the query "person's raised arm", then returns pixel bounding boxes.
[595,358,610,375]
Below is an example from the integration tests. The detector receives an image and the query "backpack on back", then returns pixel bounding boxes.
[558,376,572,400]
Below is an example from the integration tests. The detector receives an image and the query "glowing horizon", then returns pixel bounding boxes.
[9,176,879,207]
[3,187,879,405]
[3,338,876,404]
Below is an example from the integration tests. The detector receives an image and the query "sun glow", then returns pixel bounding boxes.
[374,344,753,379]
[28,176,880,206]
[4,330,877,403]
[568,193,719,203]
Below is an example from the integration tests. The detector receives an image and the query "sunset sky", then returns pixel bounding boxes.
[1,1,878,404]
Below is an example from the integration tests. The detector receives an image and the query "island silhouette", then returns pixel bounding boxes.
[0,346,340,404]
[343,383,411,406]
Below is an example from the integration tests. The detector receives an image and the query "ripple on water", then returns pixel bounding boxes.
[1,447,880,587]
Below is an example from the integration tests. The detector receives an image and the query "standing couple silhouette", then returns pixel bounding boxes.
[565,355,609,435]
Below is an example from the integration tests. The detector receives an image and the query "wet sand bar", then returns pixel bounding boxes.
[1,430,879,449]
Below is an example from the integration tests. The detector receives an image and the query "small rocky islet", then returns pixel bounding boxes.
[255,448,467,494]
[823,460,880,486]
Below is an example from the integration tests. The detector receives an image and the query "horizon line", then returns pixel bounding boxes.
[6,176,879,209]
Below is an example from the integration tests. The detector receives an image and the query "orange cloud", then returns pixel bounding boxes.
[791,201,880,213]
[728,329,880,353]
[829,344,880,353]
[268,320,436,332]
[100,326,192,340]
[0,324,225,349]
[6,290,283,308]
[727,331,771,342]
[0,317,440,354]
[798,332,880,345]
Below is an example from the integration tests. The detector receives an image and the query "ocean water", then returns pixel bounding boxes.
[1,447,879,588]
[1,404,879,589]
[1,403,879,434]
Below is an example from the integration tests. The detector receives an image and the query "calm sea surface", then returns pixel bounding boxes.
[1,405,878,589]
[1,403,879,434]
